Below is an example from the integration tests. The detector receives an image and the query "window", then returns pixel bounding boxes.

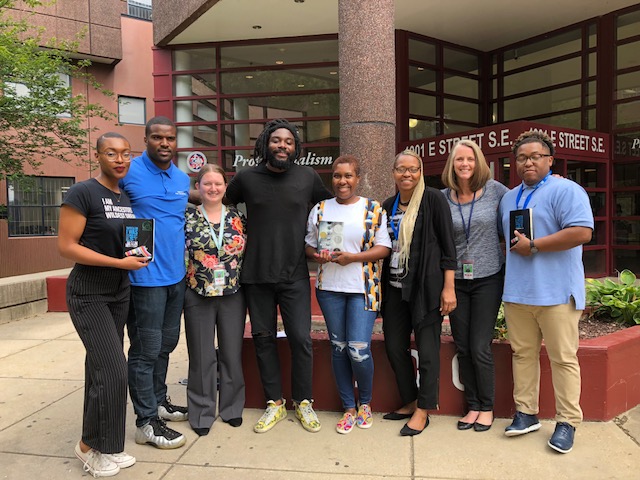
[491,25,595,129]
[405,34,482,140]
[127,0,152,20]
[5,73,71,117]
[118,96,146,125]
[170,38,341,177]
[7,177,74,237]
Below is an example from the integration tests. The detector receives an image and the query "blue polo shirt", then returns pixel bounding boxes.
[498,176,594,310]
[120,151,190,287]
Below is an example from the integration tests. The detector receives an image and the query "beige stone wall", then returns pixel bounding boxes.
[8,0,126,63]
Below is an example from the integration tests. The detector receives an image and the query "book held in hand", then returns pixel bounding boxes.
[123,218,154,260]
[509,208,533,244]
[317,220,344,253]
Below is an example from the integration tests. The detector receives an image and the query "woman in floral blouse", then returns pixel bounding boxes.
[184,164,247,436]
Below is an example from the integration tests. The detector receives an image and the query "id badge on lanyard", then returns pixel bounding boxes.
[213,267,226,286]
[390,242,400,269]
[455,190,477,280]
[462,257,474,280]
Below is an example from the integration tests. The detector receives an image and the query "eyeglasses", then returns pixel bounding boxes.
[98,151,132,163]
[394,166,421,174]
[515,153,552,165]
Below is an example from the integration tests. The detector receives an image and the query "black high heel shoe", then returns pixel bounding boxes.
[383,412,413,421]
[457,420,474,430]
[473,412,493,432]
[400,415,430,436]
[474,420,492,432]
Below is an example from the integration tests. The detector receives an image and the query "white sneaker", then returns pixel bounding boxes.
[103,451,136,468]
[74,442,120,478]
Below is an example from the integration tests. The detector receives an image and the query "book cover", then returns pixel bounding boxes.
[509,208,533,243]
[123,218,154,260]
[317,220,344,253]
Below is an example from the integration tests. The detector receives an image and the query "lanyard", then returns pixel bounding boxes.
[454,190,476,247]
[515,171,551,209]
[199,204,226,251]
[390,194,402,240]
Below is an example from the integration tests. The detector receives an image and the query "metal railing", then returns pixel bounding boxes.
[127,0,152,20]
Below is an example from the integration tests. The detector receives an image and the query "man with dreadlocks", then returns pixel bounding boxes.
[226,119,332,433]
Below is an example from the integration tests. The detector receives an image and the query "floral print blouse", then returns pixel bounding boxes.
[185,205,246,297]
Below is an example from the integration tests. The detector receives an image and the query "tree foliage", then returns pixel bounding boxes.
[0,0,114,180]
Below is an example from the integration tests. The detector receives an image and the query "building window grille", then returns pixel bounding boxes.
[7,176,74,237]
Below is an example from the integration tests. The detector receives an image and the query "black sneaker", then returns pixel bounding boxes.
[504,411,541,437]
[548,422,576,454]
[135,417,186,449]
[158,396,188,422]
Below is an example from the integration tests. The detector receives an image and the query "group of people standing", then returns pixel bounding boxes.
[58,116,593,477]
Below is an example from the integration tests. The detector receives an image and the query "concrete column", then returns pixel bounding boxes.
[339,0,396,200]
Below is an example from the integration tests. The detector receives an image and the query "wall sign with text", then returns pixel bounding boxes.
[399,121,610,162]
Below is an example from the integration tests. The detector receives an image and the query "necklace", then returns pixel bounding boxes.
[399,200,410,206]
[96,178,121,202]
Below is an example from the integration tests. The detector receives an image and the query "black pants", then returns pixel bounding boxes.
[243,279,313,403]
[449,270,504,411]
[67,265,129,454]
[382,286,442,410]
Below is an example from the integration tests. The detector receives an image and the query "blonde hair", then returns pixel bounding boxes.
[394,149,425,271]
[441,140,492,193]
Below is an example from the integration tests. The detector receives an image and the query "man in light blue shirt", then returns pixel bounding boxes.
[121,116,190,449]
[498,130,593,454]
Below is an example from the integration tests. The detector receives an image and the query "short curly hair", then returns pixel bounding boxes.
[512,130,555,156]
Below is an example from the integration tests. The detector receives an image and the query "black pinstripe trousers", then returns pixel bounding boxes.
[67,264,130,454]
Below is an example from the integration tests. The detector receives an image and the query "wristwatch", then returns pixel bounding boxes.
[530,240,539,254]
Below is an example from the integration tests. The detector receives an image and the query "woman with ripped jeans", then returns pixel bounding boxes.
[305,155,391,434]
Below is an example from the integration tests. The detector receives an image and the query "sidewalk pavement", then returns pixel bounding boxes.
[1,312,638,480]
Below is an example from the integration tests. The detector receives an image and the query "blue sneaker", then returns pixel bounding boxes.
[504,411,541,437]
[548,422,575,453]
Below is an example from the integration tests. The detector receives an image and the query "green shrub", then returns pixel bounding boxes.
[586,269,640,326]
[494,302,508,341]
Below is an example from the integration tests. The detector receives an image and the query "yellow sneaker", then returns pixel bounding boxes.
[294,399,321,433]
[254,400,287,433]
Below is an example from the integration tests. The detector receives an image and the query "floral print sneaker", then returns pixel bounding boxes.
[336,412,356,434]
[294,399,321,432]
[254,400,287,433]
[357,404,373,429]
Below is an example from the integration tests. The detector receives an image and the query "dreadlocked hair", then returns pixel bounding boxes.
[395,149,425,271]
[253,118,302,163]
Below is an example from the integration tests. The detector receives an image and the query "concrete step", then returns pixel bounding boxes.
[0,269,70,324]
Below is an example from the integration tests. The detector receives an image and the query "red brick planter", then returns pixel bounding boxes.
[47,275,640,420]
[242,326,640,421]
[46,276,69,312]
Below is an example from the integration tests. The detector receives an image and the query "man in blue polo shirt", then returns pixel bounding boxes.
[498,130,593,455]
[121,116,190,449]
